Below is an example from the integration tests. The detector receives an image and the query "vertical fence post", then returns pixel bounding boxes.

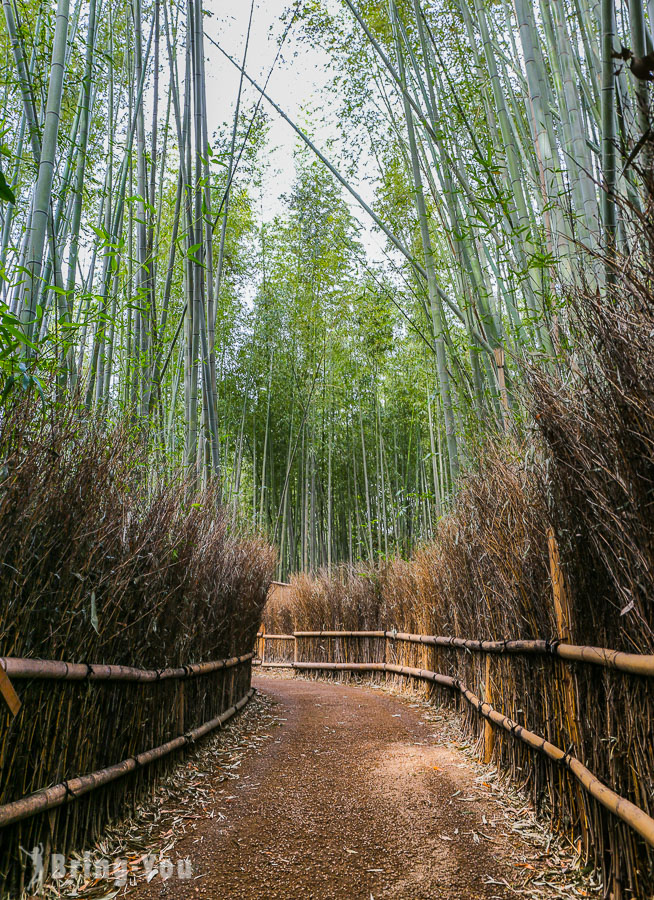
[548,530,577,737]
[548,526,588,854]
[483,653,494,763]
[293,633,298,666]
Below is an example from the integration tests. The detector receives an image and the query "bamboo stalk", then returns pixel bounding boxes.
[21,0,70,343]
[601,0,618,271]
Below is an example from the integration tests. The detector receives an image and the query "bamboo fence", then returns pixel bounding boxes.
[0,651,255,894]
[254,632,296,666]
[257,630,654,897]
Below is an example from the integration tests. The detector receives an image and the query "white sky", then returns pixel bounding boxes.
[202,0,390,266]
[204,0,339,218]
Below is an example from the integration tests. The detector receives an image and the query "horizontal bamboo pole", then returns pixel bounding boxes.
[255,634,294,641]
[291,631,654,677]
[394,633,548,653]
[0,687,256,828]
[0,652,254,682]
[293,661,654,849]
[294,631,386,638]
[253,661,295,668]
[553,644,654,676]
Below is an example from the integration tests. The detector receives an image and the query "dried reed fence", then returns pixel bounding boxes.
[254,631,296,666]
[0,402,275,895]
[258,629,654,898]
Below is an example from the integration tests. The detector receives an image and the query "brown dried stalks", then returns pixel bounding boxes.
[530,249,654,654]
[0,399,275,895]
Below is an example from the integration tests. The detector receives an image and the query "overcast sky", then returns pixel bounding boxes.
[203,0,338,219]
[201,1,388,265]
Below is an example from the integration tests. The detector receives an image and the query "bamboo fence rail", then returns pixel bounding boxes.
[279,631,654,676]
[0,652,255,682]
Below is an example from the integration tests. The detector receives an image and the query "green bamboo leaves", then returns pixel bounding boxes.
[0,172,15,204]
[0,0,648,571]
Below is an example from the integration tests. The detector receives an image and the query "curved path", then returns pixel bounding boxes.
[129,676,531,899]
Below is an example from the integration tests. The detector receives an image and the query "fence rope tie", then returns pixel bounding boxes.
[85,664,94,679]
[62,780,76,799]
[560,743,575,768]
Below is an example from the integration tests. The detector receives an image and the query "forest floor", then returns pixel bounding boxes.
[88,674,599,900]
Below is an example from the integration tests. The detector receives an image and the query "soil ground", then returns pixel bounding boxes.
[122,675,577,900]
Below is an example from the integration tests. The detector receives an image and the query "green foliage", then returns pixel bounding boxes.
[0,171,15,204]
[0,0,641,575]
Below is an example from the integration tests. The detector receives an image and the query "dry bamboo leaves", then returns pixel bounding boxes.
[22,693,280,900]
[366,676,602,899]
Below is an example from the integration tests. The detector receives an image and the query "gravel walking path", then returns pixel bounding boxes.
[123,675,575,900]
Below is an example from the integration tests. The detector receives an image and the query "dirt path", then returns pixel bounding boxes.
[124,675,550,900]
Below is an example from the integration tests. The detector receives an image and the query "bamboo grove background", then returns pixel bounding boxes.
[1,0,653,575]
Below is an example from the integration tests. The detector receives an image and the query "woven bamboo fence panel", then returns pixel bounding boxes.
[0,652,254,894]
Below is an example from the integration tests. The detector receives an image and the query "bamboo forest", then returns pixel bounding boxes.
[1,0,654,898]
